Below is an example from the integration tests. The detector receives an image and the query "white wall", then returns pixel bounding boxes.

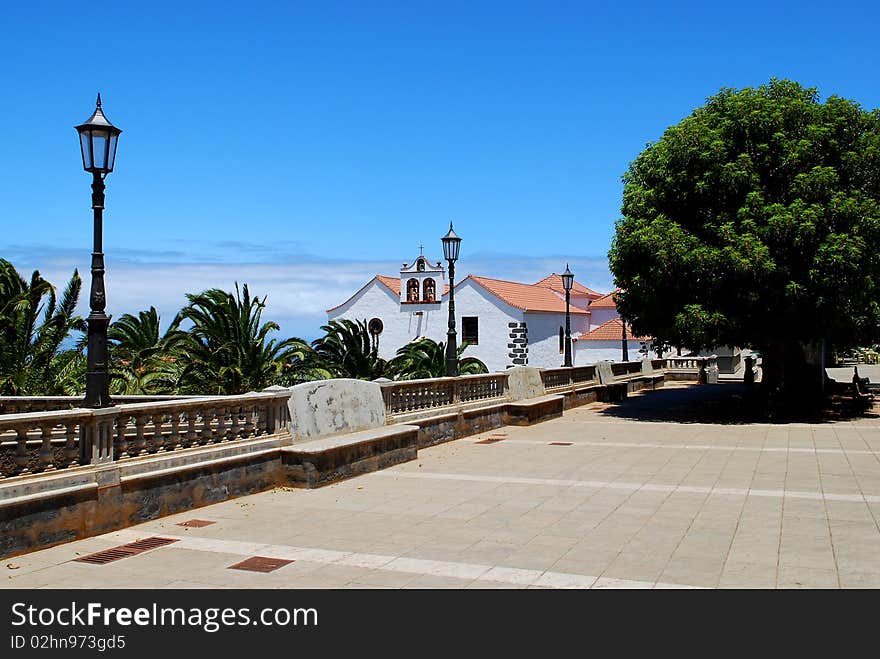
[588,307,619,330]
[525,312,592,369]
[451,280,523,372]
[328,281,447,360]
[574,340,656,364]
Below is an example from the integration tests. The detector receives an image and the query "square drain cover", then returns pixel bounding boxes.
[228,556,294,573]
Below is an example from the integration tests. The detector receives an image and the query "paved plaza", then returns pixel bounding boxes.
[4,383,880,589]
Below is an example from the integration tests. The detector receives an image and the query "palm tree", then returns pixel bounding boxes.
[386,337,488,380]
[175,283,313,394]
[310,319,387,380]
[0,259,86,395]
[108,306,187,394]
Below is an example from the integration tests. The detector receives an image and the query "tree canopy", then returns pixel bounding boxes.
[609,79,880,397]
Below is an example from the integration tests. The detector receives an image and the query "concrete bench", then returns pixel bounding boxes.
[504,394,564,425]
[282,424,419,488]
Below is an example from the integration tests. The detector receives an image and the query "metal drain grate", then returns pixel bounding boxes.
[549,442,574,446]
[75,547,141,565]
[228,556,294,573]
[74,537,179,565]
[123,537,179,552]
[177,519,216,528]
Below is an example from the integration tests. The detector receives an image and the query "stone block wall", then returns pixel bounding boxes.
[508,321,529,367]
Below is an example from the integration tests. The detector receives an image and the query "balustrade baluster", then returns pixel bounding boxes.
[149,414,163,453]
[133,414,147,456]
[115,414,130,458]
[167,412,181,451]
[37,424,55,472]
[230,405,241,440]
[243,404,255,438]
[215,407,227,442]
[14,427,30,475]
[200,408,214,444]
[64,421,78,468]
[185,411,197,447]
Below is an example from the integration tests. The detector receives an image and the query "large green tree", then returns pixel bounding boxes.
[610,79,880,403]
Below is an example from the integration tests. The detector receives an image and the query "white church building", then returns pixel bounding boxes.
[327,251,657,372]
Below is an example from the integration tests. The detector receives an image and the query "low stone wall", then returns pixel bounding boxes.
[282,425,419,488]
[0,437,288,560]
[0,362,704,560]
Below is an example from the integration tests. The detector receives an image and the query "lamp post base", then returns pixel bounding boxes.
[84,313,113,409]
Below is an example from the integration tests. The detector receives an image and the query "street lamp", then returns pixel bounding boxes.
[441,222,462,377]
[561,264,574,367]
[76,94,121,408]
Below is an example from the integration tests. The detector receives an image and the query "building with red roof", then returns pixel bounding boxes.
[328,248,657,370]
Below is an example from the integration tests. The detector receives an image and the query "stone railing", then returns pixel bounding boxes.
[661,356,707,370]
[0,395,204,415]
[380,373,508,416]
[0,391,291,479]
[541,366,599,391]
[611,361,644,377]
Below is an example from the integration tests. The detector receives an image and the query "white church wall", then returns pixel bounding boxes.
[574,340,652,364]
[452,280,523,372]
[524,312,591,369]
[327,281,426,360]
[588,307,619,330]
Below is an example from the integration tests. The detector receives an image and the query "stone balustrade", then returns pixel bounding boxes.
[0,394,205,415]
[611,361,644,377]
[0,391,291,479]
[662,356,708,370]
[541,366,599,391]
[380,373,508,416]
[1,358,710,479]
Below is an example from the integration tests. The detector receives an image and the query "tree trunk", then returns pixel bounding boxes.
[759,340,826,413]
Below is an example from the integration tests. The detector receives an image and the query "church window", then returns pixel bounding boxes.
[417,258,426,272]
[462,317,479,345]
[423,278,436,302]
[406,278,419,302]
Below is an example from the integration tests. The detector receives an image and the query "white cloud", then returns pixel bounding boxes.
[6,243,613,341]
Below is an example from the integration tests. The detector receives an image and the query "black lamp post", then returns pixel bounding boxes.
[76,94,121,408]
[621,315,629,362]
[561,263,574,367]
[441,223,462,377]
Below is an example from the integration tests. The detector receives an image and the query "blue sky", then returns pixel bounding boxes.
[2,0,878,340]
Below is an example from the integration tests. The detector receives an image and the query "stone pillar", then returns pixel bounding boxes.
[707,354,719,384]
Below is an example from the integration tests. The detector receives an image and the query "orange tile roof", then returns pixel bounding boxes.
[533,273,602,298]
[574,317,649,341]
[467,275,589,314]
[376,275,401,296]
[589,290,619,309]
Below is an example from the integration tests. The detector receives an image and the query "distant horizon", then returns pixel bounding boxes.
[9,241,614,343]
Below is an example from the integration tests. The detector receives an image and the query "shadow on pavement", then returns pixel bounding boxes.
[597,382,879,425]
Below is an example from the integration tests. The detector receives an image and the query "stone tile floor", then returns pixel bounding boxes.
[4,383,880,589]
